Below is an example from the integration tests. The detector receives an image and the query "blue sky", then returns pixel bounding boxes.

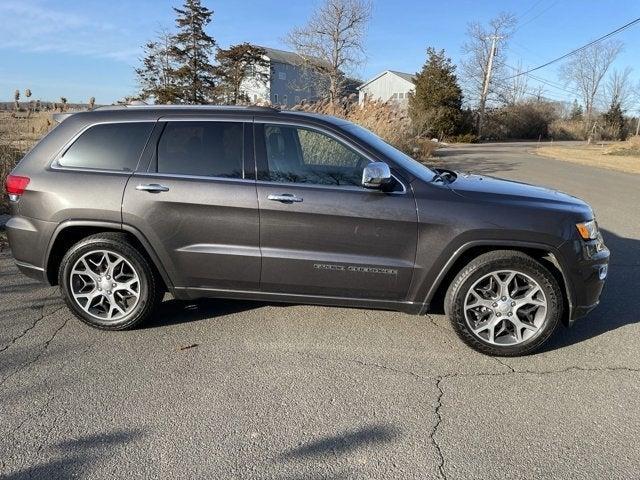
[1,0,638,105]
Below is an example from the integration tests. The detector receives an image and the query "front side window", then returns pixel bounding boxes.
[59,122,153,171]
[157,121,244,178]
[262,124,369,186]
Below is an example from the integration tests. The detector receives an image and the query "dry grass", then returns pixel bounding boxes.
[534,137,640,174]
[1,111,57,213]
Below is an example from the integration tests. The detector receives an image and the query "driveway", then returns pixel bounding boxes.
[1,142,639,479]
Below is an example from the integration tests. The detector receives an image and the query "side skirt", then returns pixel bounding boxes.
[174,286,426,315]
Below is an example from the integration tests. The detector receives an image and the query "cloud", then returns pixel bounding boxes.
[0,0,141,63]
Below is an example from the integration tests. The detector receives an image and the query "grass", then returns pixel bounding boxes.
[1,111,57,213]
[534,137,640,175]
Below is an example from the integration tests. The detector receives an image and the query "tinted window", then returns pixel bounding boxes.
[60,122,153,171]
[157,122,244,178]
[263,125,368,186]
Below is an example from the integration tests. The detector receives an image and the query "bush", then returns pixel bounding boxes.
[483,101,560,140]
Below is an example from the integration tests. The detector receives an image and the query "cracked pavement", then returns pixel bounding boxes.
[1,142,639,479]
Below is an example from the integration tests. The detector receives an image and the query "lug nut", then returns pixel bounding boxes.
[492,302,498,307]
[112,283,116,288]
[508,312,512,316]
[106,275,111,280]
[501,296,507,301]
[98,288,102,291]
[511,301,516,307]
[496,312,501,317]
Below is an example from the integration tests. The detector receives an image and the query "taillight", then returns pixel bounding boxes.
[5,174,30,201]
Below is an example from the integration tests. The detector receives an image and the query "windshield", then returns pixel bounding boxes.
[343,123,435,182]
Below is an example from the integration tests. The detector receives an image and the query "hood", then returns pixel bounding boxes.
[447,172,593,218]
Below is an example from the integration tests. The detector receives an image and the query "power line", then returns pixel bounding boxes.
[504,17,640,80]
[513,0,559,34]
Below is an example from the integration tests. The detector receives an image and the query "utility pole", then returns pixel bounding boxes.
[478,35,501,138]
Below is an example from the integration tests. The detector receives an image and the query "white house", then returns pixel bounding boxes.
[358,70,416,106]
[241,46,323,107]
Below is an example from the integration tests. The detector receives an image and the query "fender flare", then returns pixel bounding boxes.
[421,239,576,318]
[44,220,175,292]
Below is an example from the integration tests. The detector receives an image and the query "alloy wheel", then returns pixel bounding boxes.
[463,270,547,346]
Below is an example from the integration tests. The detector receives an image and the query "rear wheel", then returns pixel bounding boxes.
[445,250,562,356]
[59,233,162,330]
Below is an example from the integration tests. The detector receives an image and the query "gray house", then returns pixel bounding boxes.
[241,46,323,108]
[358,70,416,106]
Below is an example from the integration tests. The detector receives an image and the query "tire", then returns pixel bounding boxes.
[58,232,162,330]
[444,250,562,357]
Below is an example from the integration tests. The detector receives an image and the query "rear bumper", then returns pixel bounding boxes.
[5,215,56,283]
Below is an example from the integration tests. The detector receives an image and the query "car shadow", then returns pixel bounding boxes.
[540,228,640,351]
[141,297,274,329]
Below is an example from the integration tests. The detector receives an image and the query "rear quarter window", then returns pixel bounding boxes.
[58,122,154,171]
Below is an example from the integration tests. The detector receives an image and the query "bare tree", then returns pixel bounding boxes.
[13,89,20,112]
[286,0,372,105]
[605,67,633,111]
[461,12,517,108]
[500,61,529,105]
[560,40,623,121]
[25,88,32,117]
[88,96,96,110]
[136,28,179,103]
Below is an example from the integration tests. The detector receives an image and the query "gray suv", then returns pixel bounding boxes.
[5,105,609,356]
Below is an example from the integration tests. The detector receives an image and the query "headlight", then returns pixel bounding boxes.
[576,220,599,240]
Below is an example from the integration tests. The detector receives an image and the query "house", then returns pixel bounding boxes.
[358,70,416,106]
[241,46,323,108]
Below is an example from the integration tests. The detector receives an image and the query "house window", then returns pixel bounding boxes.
[278,71,287,80]
[398,92,404,99]
[274,94,279,104]
[283,95,288,105]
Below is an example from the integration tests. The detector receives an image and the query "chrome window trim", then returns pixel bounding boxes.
[255,120,407,195]
[133,171,255,184]
[49,119,156,174]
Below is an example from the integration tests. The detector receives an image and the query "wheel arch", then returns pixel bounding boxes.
[45,220,174,293]
[424,240,575,325]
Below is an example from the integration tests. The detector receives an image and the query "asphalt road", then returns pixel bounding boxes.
[1,143,639,479]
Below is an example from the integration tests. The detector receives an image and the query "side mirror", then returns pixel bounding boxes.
[362,162,392,189]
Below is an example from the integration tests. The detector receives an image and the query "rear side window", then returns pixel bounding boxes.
[59,122,154,171]
[157,121,244,178]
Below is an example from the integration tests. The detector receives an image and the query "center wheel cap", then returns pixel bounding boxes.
[100,278,112,292]
[496,301,511,314]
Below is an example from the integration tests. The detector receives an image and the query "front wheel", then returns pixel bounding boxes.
[59,233,162,330]
[445,250,563,356]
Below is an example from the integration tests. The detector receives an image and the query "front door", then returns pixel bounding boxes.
[122,118,260,291]
[255,122,417,300]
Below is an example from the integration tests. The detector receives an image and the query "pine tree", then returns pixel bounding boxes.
[603,101,626,140]
[409,48,464,139]
[569,99,583,121]
[169,0,218,104]
[136,31,179,104]
[215,43,269,105]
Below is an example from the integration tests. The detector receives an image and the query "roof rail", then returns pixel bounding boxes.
[93,104,280,112]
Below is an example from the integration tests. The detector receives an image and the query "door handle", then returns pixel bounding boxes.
[136,183,170,193]
[267,193,303,203]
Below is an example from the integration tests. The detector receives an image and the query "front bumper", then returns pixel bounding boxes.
[558,234,609,326]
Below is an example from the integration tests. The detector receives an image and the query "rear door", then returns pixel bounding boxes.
[122,116,260,292]
[255,122,418,300]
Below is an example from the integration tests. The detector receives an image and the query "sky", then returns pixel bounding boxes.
[0,0,639,105]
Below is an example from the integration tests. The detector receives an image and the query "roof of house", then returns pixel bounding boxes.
[254,45,331,69]
[358,70,417,90]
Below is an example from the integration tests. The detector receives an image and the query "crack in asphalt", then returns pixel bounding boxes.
[431,376,446,480]
[0,292,64,354]
[0,316,69,389]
